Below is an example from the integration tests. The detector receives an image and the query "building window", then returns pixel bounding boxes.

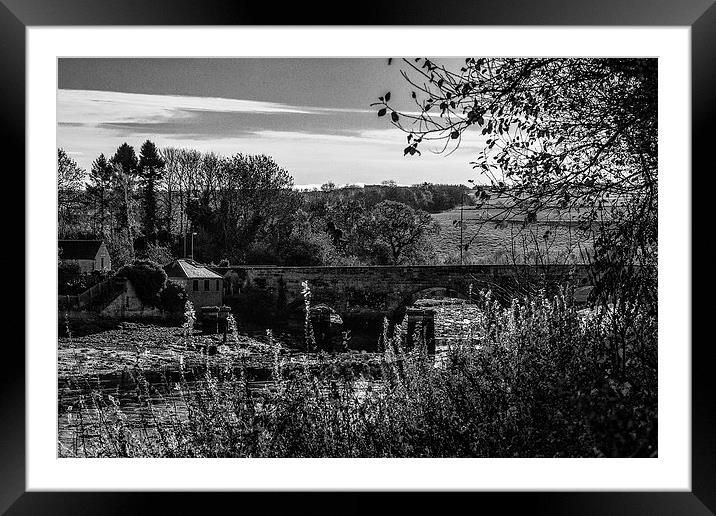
[204,279,210,291]
[216,280,220,291]
[193,280,199,291]
[101,257,105,269]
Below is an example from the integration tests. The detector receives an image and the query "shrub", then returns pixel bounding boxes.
[245,232,338,266]
[243,241,277,265]
[58,265,111,295]
[159,280,187,314]
[58,261,81,277]
[58,262,83,295]
[114,259,167,308]
[279,233,328,266]
[231,286,277,325]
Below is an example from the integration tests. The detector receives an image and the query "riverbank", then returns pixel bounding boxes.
[58,321,390,385]
[57,289,656,458]
[59,322,261,379]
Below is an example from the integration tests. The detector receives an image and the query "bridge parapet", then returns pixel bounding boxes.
[213,264,594,321]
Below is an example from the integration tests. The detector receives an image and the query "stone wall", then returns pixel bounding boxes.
[224,264,593,320]
[101,280,165,318]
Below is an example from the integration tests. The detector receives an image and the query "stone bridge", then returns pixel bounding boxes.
[214,264,594,322]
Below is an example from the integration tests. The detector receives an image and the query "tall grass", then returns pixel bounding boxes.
[59,286,656,458]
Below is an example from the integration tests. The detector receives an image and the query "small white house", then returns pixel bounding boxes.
[58,240,112,273]
[163,259,223,308]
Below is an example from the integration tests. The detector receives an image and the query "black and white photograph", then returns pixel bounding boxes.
[0,0,705,508]
[0,0,708,506]
[54,56,659,459]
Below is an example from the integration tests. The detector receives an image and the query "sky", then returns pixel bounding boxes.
[57,58,486,188]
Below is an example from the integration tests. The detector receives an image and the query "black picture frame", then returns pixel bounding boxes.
[4,1,709,513]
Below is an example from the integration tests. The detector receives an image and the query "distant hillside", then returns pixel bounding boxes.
[300,183,476,214]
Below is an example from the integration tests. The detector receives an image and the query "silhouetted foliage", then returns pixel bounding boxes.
[115,259,167,308]
[376,58,657,308]
[87,153,113,237]
[159,280,188,314]
[138,140,165,241]
[111,143,138,175]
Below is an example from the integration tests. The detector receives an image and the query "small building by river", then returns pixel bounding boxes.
[163,259,223,308]
[58,239,112,273]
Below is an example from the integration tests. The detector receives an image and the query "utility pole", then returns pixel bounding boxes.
[459,190,464,265]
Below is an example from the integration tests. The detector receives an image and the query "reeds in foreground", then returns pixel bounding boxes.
[59,286,657,458]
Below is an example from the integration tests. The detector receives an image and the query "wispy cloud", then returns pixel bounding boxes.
[57,88,483,186]
[58,89,370,128]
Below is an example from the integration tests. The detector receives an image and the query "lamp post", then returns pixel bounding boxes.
[190,232,197,261]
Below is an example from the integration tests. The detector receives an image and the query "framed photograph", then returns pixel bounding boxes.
[6,0,709,513]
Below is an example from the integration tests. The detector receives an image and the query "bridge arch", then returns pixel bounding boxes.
[390,286,471,322]
[408,286,469,305]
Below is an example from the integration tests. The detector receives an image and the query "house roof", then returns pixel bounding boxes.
[58,240,104,260]
[164,259,223,280]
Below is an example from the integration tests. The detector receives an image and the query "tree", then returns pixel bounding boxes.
[159,147,181,235]
[376,58,657,306]
[363,200,439,265]
[57,149,86,234]
[138,140,165,241]
[57,148,86,236]
[143,242,174,265]
[321,181,336,192]
[325,197,368,258]
[87,153,113,236]
[185,153,301,263]
[110,143,139,260]
[58,149,85,197]
[176,148,202,243]
[111,143,138,175]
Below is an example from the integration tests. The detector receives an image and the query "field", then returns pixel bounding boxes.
[430,204,596,265]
